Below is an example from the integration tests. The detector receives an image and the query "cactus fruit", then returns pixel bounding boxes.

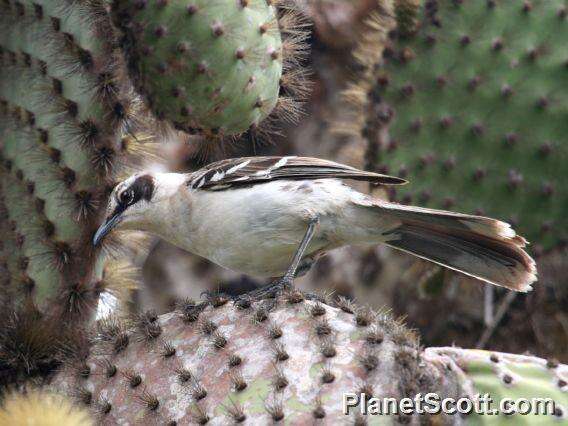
[112,0,309,138]
[0,389,93,426]
[52,294,472,424]
[359,0,568,252]
[425,347,568,424]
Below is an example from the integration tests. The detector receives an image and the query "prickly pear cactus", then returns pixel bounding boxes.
[0,0,150,317]
[52,294,470,424]
[426,347,568,424]
[366,0,568,252]
[113,0,308,137]
[49,294,568,424]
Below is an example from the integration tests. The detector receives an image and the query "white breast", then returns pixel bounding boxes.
[161,179,357,277]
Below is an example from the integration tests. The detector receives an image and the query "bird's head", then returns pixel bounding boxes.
[93,172,186,246]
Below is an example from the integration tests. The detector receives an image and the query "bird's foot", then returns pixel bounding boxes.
[234,275,293,304]
[200,290,234,307]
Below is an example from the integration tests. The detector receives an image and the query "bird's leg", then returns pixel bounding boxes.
[279,216,320,285]
[237,217,319,301]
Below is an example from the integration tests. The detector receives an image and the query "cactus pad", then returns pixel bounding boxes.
[52,294,469,424]
[114,0,287,137]
[0,0,152,317]
[370,0,568,251]
[426,347,568,424]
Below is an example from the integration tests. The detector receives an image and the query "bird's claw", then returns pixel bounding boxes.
[234,276,293,304]
[200,290,234,306]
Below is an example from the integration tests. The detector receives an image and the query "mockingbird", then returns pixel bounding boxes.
[94,156,536,296]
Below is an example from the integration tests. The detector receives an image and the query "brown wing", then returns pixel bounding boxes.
[187,156,407,190]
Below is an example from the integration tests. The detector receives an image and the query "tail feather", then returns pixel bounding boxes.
[373,203,537,291]
[380,203,525,245]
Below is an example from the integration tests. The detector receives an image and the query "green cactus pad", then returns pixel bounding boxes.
[114,0,284,137]
[426,348,567,424]
[0,0,141,316]
[372,0,568,251]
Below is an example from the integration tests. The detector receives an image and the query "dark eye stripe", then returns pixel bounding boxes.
[115,174,155,208]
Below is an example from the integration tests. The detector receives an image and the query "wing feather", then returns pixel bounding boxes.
[187,156,407,190]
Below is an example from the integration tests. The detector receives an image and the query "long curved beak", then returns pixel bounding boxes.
[93,211,123,246]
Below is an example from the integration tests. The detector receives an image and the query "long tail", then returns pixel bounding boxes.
[356,201,537,291]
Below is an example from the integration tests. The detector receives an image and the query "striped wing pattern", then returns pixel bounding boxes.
[187,156,407,191]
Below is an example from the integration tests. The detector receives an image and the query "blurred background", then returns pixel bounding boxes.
[124,0,568,363]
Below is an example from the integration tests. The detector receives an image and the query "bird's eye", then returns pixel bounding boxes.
[119,190,134,205]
